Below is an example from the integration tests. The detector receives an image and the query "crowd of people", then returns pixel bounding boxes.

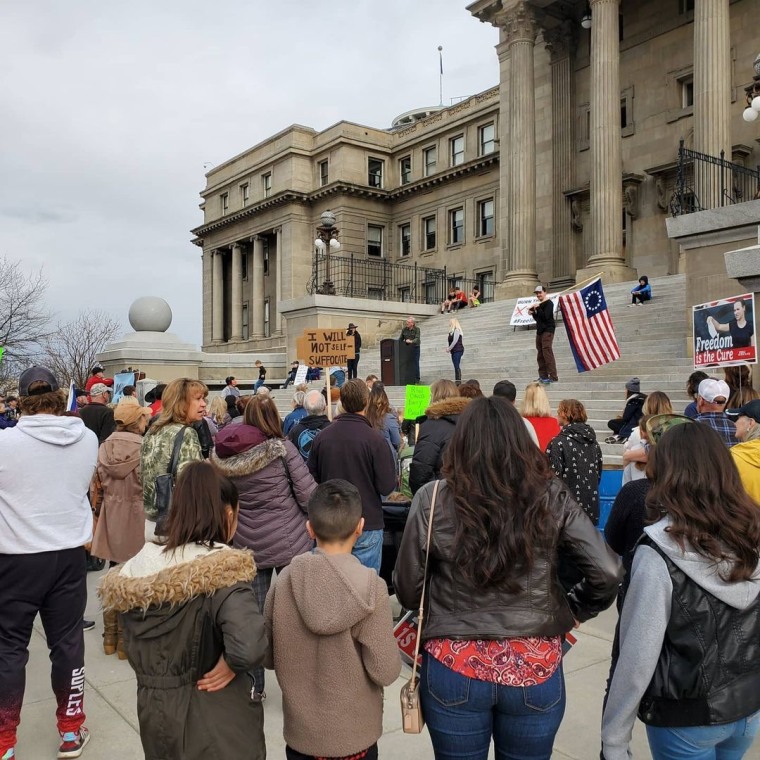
[0,351,758,760]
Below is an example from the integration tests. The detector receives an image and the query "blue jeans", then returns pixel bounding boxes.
[646,711,760,760]
[351,529,383,574]
[420,653,565,760]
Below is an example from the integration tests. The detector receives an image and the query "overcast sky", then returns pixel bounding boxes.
[1,1,499,345]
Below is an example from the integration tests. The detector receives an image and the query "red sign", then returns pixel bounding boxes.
[393,611,421,669]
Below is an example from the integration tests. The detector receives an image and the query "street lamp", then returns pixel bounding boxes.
[741,53,760,122]
[580,5,592,29]
[315,210,341,295]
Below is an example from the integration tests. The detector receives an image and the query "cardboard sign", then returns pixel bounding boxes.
[393,610,422,669]
[509,294,560,327]
[296,328,356,368]
[692,294,756,368]
[404,384,431,420]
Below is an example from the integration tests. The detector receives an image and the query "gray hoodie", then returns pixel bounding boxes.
[602,518,760,759]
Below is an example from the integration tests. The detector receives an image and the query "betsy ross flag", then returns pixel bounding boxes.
[66,380,77,412]
[559,278,620,372]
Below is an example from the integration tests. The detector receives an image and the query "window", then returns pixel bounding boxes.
[478,199,495,237]
[423,216,436,251]
[449,208,464,245]
[479,123,495,156]
[450,135,464,166]
[423,146,437,177]
[242,303,249,341]
[367,225,383,257]
[680,75,694,108]
[264,299,270,338]
[400,224,411,257]
[262,172,272,198]
[242,252,248,280]
[424,279,438,304]
[477,271,494,302]
[620,86,635,137]
[398,286,411,303]
[319,160,329,187]
[263,238,269,276]
[220,193,229,215]
[400,155,411,185]
[368,158,384,188]
[240,183,249,205]
[368,287,385,301]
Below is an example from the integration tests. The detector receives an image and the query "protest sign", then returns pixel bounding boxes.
[692,294,756,368]
[295,328,356,367]
[293,364,309,385]
[112,372,136,403]
[509,294,560,327]
[404,384,431,420]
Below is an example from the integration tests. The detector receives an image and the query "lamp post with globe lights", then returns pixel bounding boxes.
[315,210,341,295]
[741,53,760,123]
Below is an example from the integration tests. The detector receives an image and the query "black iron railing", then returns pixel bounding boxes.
[306,252,495,305]
[672,138,760,216]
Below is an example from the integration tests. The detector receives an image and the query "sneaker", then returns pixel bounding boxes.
[604,435,622,444]
[58,727,90,759]
[2,748,15,760]
[82,619,95,631]
[539,378,552,384]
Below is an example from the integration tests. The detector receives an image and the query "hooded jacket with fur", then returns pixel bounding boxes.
[210,426,316,569]
[409,396,470,495]
[264,550,401,757]
[99,543,266,760]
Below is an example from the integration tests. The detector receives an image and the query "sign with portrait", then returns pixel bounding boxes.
[692,294,756,368]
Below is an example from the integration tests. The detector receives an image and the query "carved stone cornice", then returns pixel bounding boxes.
[544,20,576,63]
[496,3,539,46]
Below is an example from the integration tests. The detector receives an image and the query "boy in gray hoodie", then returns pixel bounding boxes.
[264,480,401,760]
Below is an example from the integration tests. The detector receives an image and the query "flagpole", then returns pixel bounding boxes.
[438,46,443,106]
[555,271,605,297]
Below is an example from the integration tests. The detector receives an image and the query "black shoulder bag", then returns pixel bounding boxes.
[154,426,187,536]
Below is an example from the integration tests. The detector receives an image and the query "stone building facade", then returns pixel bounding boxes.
[192,0,759,353]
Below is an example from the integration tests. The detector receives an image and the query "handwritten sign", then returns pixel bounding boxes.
[509,294,560,327]
[404,384,431,420]
[296,328,356,367]
[293,364,309,385]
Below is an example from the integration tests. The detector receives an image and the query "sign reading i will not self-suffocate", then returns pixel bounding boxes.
[295,328,356,367]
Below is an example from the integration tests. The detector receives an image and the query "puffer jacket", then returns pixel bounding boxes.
[99,543,266,760]
[211,425,316,569]
[546,422,603,525]
[409,396,470,495]
[92,432,145,564]
[393,478,622,640]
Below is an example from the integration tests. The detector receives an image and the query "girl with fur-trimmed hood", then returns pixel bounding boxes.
[98,462,267,760]
[210,393,316,701]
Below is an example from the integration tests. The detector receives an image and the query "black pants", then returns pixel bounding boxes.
[0,548,88,753]
[347,355,360,380]
[631,293,650,304]
[286,743,378,760]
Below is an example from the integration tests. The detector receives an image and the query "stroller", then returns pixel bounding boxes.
[379,445,414,595]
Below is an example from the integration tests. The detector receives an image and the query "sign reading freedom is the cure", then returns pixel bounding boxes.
[296,328,356,367]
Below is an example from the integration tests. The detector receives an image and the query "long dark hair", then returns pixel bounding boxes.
[646,423,760,582]
[365,382,391,431]
[441,396,554,591]
[163,462,238,552]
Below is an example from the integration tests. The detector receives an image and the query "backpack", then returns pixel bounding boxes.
[296,427,320,461]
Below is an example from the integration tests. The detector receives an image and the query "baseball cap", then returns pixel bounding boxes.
[89,383,111,397]
[645,414,695,446]
[725,399,760,424]
[18,367,60,396]
[91,364,104,373]
[698,378,730,404]
[534,285,546,293]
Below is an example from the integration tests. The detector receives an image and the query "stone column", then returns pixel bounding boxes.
[546,22,576,289]
[252,235,265,338]
[499,3,539,296]
[230,242,243,341]
[274,227,283,333]
[693,0,731,208]
[496,38,511,285]
[578,0,636,284]
[211,249,223,343]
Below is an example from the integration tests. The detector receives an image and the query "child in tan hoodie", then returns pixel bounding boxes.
[264,479,401,760]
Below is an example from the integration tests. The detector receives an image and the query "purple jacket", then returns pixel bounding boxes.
[211,425,316,569]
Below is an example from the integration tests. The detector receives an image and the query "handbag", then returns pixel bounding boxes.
[154,426,187,536]
[400,479,440,734]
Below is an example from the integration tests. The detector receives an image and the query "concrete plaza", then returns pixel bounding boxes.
[16,570,758,760]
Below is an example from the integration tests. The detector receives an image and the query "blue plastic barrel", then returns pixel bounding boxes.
[598,469,624,532]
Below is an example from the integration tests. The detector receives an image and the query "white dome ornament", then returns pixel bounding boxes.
[128,297,173,333]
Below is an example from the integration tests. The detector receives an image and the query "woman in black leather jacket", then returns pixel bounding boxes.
[394,396,621,760]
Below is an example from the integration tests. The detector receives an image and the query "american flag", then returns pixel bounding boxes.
[559,278,620,372]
